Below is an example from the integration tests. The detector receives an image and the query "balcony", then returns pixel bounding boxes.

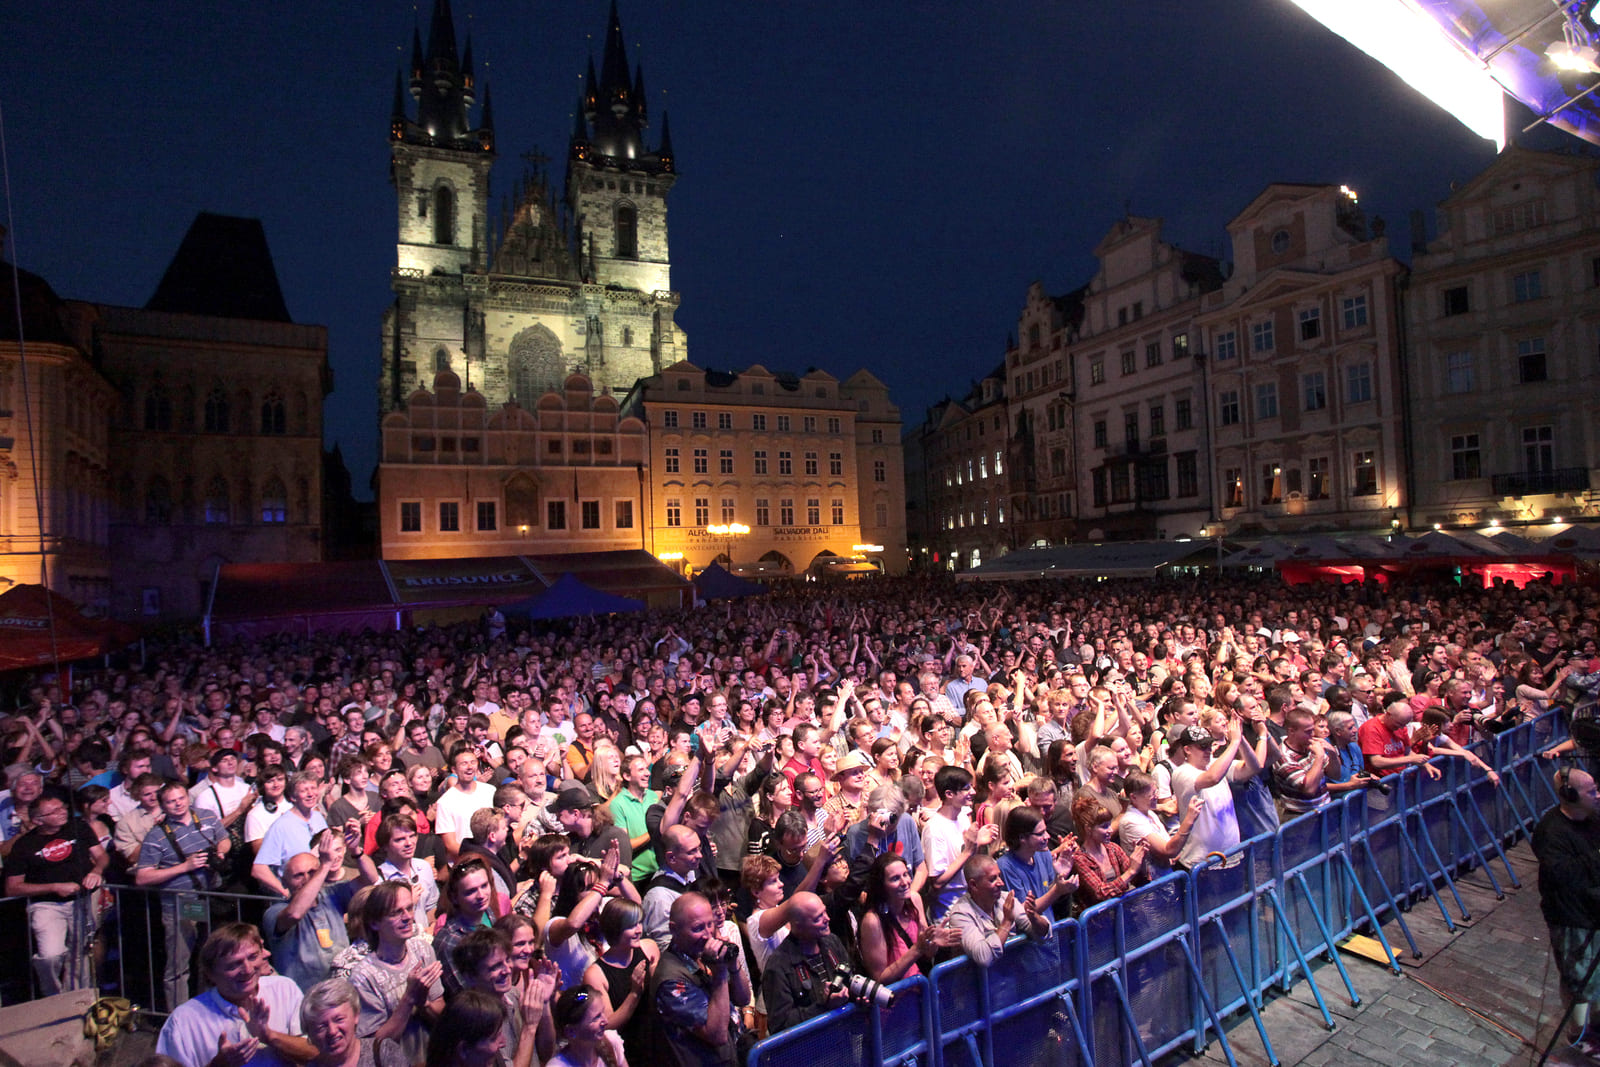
[1491,467,1590,497]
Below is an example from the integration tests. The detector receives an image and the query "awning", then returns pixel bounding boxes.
[957,540,1225,582]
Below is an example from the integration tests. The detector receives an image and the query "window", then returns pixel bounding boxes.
[1517,338,1547,383]
[717,412,732,430]
[1442,285,1470,316]
[804,451,818,475]
[204,387,230,433]
[777,415,791,432]
[752,414,767,431]
[1298,307,1321,342]
[1346,363,1373,403]
[1149,403,1165,437]
[1124,411,1139,446]
[879,503,890,527]
[1445,351,1474,394]
[260,479,287,524]
[1524,425,1554,472]
[873,460,886,483]
[1093,420,1108,448]
[755,499,770,526]
[1109,465,1130,503]
[1176,452,1198,497]
[1090,359,1105,385]
[827,417,841,434]
[1493,199,1547,234]
[779,498,794,526]
[721,498,735,523]
[778,451,793,476]
[754,450,768,475]
[1351,451,1377,496]
[831,498,844,525]
[694,498,709,526]
[1450,434,1481,480]
[433,185,455,245]
[571,500,596,530]
[693,448,708,474]
[676,379,690,391]
[1146,342,1163,368]
[1172,332,1190,358]
[1261,464,1283,505]
[1303,371,1326,411]
[615,500,633,529]
[665,448,680,474]
[871,428,884,443]
[1255,382,1278,419]
[400,501,421,533]
[1174,397,1192,431]
[145,477,173,525]
[1219,390,1240,426]
[1252,320,1275,353]
[828,451,843,476]
[1223,467,1244,508]
[260,393,286,435]
[663,410,679,428]
[806,499,820,525]
[979,455,988,479]
[994,449,1003,475]
[803,416,817,432]
[543,500,565,530]
[1140,461,1170,501]
[1271,229,1291,254]
[1092,469,1107,507]
[1338,294,1368,329]
[1512,269,1544,303]
[718,449,734,474]
[691,411,707,429]
[1215,330,1237,361]
[1121,350,1137,376]
[1307,457,1329,500]
[665,499,681,527]
[439,502,460,532]
[476,501,497,531]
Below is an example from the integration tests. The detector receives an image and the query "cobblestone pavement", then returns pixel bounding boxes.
[1181,841,1588,1067]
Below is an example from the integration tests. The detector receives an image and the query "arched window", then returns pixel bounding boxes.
[260,478,287,524]
[203,386,230,433]
[204,477,230,524]
[260,392,286,435]
[615,202,637,259]
[434,185,455,245]
[145,387,172,431]
[434,348,451,374]
[145,477,172,525]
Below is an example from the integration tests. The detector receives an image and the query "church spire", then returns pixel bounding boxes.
[598,0,630,117]
[633,63,647,126]
[409,25,424,98]
[391,68,407,142]
[478,82,494,152]
[657,110,673,172]
[396,0,488,150]
[425,0,461,73]
[586,1,647,161]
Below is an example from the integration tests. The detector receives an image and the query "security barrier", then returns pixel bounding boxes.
[748,708,1571,1067]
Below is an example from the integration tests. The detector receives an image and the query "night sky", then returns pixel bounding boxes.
[1,2,1532,497]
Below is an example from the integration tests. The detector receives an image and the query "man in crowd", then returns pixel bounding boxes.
[135,779,231,1010]
[762,891,852,1033]
[651,892,751,1066]
[155,923,313,1067]
[643,824,703,948]
[252,773,329,896]
[945,853,1050,967]
[263,830,360,987]
[1533,766,1600,1056]
[3,793,108,994]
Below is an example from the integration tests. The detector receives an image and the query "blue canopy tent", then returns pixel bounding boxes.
[503,572,645,620]
[692,561,765,600]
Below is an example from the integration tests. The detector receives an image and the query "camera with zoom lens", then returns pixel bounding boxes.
[702,939,739,967]
[204,848,230,871]
[828,964,894,1009]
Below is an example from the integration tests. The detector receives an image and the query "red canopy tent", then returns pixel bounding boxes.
[0,584,133,671]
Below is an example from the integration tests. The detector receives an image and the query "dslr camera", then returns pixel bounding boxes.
[828,963,894,1009]
[702,939,739,968]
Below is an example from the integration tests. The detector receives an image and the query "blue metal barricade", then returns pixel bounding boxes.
[747,973,930,1067]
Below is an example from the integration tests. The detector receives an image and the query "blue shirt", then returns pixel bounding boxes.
[263,879,359,987]
[997,848,1056,900]
[253,807,329,875]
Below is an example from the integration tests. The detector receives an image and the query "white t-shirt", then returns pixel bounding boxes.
[191,777,251,821]
[1169,763,1239,869]
[1117,805,1169,879]
[745,907,791,975]
[922,809,972,917]
[434,781,496,841]
[245,797,289,845]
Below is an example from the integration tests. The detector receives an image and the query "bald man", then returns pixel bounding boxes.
[642,824,702,948]
[1534,767,1600,1053]
[262,831,359,987]
[762,891,853,1034]
[651,892,750,1066]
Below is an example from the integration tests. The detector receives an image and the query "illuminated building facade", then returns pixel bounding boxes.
[1004,283,1083,548]
[914,369,1011,572]
[1196,184,1407,535]
[1406,147,1600,529]
[626,361,906,577]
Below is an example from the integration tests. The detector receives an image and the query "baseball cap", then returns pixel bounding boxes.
[1170,725,1215,749]
[549,784,598,814]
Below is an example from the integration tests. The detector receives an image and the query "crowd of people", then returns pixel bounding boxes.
[0,571,1596,1067]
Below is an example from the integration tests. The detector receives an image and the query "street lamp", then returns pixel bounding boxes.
[706,522,750,568]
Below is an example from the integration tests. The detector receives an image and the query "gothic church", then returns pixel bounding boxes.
[379,0,683,417]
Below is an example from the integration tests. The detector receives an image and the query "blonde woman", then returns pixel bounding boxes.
[589,740,624,802]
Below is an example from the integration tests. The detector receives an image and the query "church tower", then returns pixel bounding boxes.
[380,0,682,420]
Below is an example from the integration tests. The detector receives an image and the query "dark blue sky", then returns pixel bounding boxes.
[2,2,1516,497]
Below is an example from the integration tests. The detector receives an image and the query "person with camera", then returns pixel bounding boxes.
[135,778,231,1010]
[3,793,108,995]
[756,890,858,1035]
[650,891,750,1067]
[1533,766,1600,1056]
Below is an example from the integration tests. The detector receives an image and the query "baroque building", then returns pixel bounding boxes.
[1406,147,1600,528]
[379,0,682,420]
[1005,283,1084,548]
[96,213,329,620]
[913,369,1011,572]
[625,361,906,577]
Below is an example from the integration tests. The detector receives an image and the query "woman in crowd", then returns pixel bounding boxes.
[547,984,628,1067]
[302,977,408,1067]
[1070,795,1148,908]
[582,899,655,1060]
[857,853,958,984]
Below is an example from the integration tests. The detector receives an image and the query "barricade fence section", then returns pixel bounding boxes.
[746,708,1569,1067]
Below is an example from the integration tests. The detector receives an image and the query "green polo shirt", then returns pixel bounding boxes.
[609,786,660,883]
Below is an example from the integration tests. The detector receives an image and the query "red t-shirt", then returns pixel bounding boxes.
[1357,716,1411,776]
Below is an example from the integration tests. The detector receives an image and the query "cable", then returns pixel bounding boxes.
[0,93,66,685]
